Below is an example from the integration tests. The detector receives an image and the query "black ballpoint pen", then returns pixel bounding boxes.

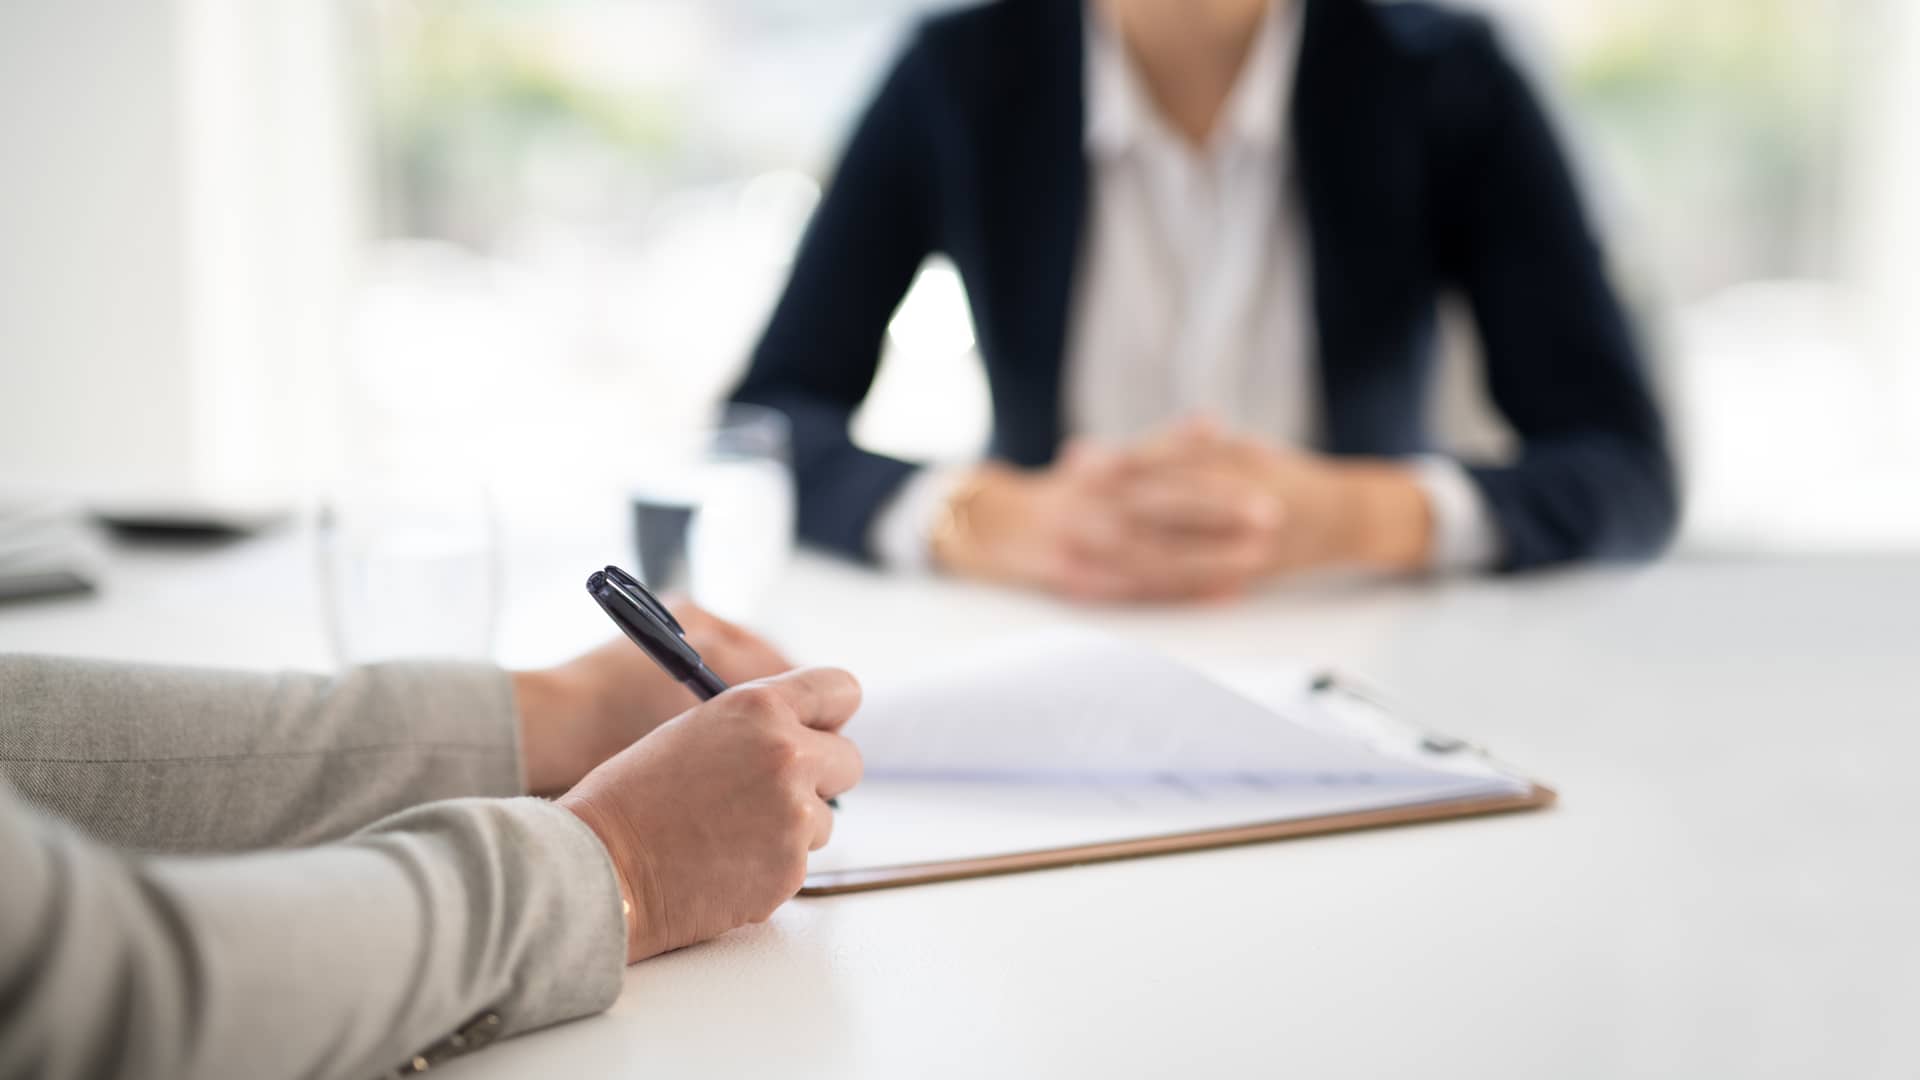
[585,565,837,807]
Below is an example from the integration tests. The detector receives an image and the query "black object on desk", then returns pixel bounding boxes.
[585,564,837,807]
[0,501,102,604]
[93,501,288,543]
[0,568,95,604]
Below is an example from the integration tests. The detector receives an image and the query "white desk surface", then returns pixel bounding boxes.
[3,529,1916,1079]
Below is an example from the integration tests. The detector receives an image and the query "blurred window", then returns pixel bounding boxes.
[359,0,1919,551]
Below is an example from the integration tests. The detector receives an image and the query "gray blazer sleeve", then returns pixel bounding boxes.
[0,778,627,1079]
[0,654,530,851]
[0,655,628,1077]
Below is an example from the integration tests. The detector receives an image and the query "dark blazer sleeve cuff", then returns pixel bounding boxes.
[729,388,924,562]
[796,443,922,562]
[1466,436,1679,573]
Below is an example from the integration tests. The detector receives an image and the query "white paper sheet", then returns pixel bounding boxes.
[811,631,1529,876]
[850,630,1493,783]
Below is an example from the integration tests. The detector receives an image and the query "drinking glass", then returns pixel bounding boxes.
[628,403,795,621]
[317,479,500,665]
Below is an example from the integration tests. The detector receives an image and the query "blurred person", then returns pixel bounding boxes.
[0,605,860,1078]
[733,0,1677,602]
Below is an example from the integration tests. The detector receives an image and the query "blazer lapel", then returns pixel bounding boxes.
[974,0,1085,466]
[1293,0,1427,455]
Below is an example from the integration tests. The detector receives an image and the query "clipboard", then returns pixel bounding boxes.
[801,670,1556,897]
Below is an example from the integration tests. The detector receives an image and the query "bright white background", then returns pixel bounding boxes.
[1,0,1916,552]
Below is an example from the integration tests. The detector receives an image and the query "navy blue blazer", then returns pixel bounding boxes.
[732,0,1678,572]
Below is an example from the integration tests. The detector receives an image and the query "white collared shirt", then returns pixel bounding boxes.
[871,0,1499,572]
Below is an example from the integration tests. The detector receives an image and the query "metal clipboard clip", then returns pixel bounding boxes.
[1300,671,1517,780]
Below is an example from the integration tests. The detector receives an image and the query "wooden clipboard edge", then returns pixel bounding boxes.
[799,780,1557,897]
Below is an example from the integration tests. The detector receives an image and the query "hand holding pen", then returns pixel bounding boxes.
[551,565,860,961]
[587,566,843,808]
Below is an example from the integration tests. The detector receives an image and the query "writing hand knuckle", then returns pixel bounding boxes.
[732,685,784,718]
[762,735,803,779]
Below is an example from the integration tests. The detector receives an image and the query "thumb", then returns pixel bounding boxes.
[1132,413,1228,466]
[1172,411,1225,443]
[1057,438,1118,478]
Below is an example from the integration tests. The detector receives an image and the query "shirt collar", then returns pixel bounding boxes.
[1084,0,1302,159]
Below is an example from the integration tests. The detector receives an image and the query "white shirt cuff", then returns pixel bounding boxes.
[867,464,974,573]
[1408,455,1503,573]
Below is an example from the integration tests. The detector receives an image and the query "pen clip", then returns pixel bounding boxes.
[602,564,687,637]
